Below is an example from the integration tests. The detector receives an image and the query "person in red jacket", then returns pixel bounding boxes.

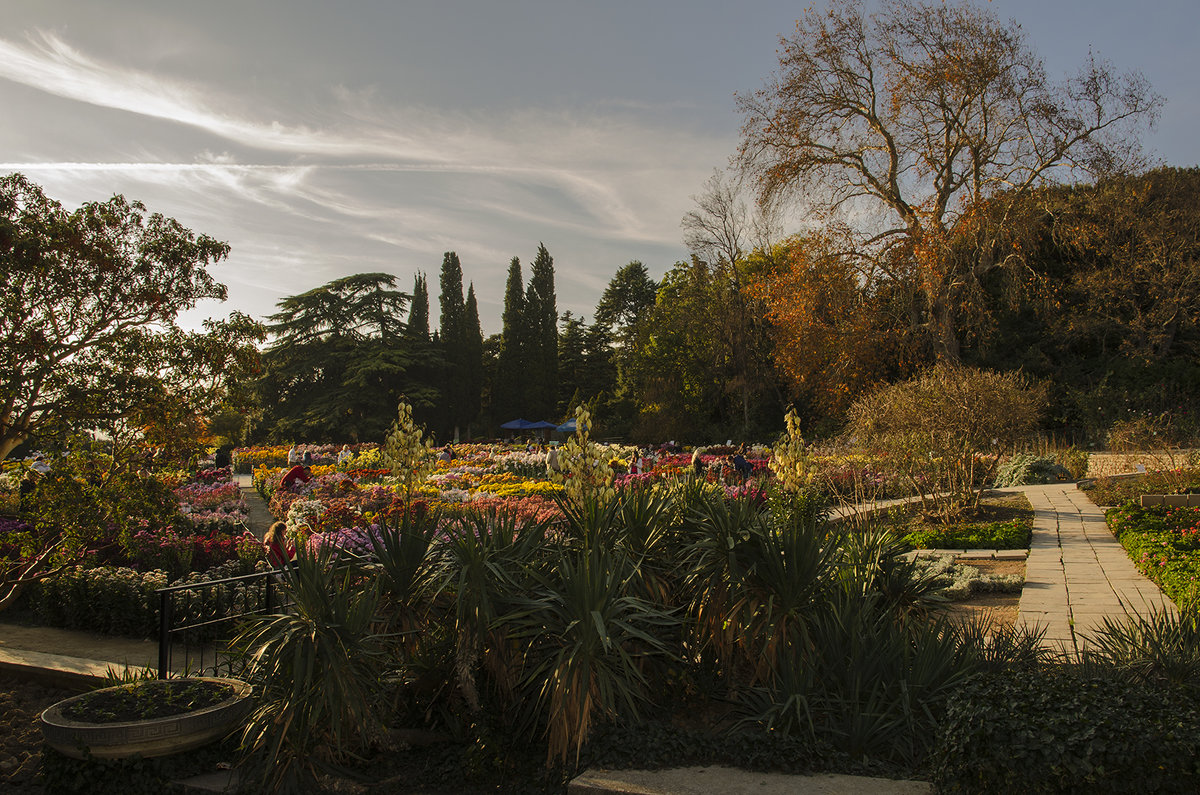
[281,463,311,491]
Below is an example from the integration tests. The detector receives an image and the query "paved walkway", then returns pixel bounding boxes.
[234,473,274,539]
[0,622,203,689]
[1015,483,1177,654]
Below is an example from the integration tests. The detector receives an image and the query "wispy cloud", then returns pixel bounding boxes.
[0,29,727,242]
[0,31,444,161]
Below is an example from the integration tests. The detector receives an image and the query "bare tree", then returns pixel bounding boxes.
[681,171,788,434]
[737,0,1160,360]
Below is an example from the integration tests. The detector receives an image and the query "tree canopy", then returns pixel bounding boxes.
[0,173,263,461]
[737,0,1159,361]
[255,272,431,442]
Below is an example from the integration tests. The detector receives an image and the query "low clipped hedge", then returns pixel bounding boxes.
[931,670,1200,793]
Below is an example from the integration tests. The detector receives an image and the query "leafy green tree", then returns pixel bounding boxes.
[437,251,468,439]
[556,312,588,417]
[433,253,484,439]
[0,173,263,462]
[256,273,430,442]
[2,437,189,612]
[965,167,1200,440]
[624,257,787,443]
[594,261,659,335]
[406,272,430,341]
[592,261,659,435]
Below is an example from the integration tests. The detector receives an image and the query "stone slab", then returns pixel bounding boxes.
[569,767,932,795]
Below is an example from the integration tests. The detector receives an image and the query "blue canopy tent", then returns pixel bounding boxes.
[500,418,558,440]
[555,419,577,434]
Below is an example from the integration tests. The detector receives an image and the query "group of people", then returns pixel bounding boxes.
[691,444,755,483]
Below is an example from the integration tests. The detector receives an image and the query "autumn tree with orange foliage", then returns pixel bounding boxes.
[737,0,1159,363]
[747,235,917,425]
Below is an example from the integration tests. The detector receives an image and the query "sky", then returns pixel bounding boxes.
[2,0,1197,335]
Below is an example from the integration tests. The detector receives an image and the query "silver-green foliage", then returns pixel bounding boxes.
[912,555,1024,601]
[994,453,1069,487]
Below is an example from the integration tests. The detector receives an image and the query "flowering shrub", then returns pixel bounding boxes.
[309,523,378,558]
[1108,502,1200,608]
[127,528,195,579]
[236,530,265,565]
[175,481,241,508]
[286,498,326,541]
[193,466,232,484]
[232,444,374,473]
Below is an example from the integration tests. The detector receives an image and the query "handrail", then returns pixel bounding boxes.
[155,567,286,679]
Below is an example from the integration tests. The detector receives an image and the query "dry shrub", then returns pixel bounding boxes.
[846,365,1042,522]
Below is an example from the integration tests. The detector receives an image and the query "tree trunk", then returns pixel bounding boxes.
[0,432,27,465]
[929,295,961,364]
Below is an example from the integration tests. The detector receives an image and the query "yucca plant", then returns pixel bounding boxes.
[556,490,623,551]
[618,485,684,609]
[741,590,969,768]
[365,500,442,641]
[1083,607,1200,686]
[679,491,764,672]
[503,544,680,765]
[564,485,681,605]
[839,522,944,615]
[441,506,550,711]
[233,544,388,793]
[947,613,1051,676]
[682,488,842,683]
[733,493,843,683]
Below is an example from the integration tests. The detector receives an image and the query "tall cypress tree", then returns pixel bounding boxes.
[524,244,558,419]
[495,256,526,422]
[438,251,467,439]
[406,272,430,341]
[464,283,484,435]
[402,271,442,429]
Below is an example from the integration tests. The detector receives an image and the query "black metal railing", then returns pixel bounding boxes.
[155,569,289,679]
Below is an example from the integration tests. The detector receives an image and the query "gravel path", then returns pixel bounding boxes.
[0,676,73,793]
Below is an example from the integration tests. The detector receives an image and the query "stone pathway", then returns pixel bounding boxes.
[1015,483,1177,655]
[234,473,274,539]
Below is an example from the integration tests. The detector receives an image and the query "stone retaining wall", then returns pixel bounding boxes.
[1085,451,1198,478]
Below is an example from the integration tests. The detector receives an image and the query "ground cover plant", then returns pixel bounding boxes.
[61,679,235,723]
[867,493,1034,551]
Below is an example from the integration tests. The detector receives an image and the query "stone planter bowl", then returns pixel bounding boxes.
[40,677,253,760]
